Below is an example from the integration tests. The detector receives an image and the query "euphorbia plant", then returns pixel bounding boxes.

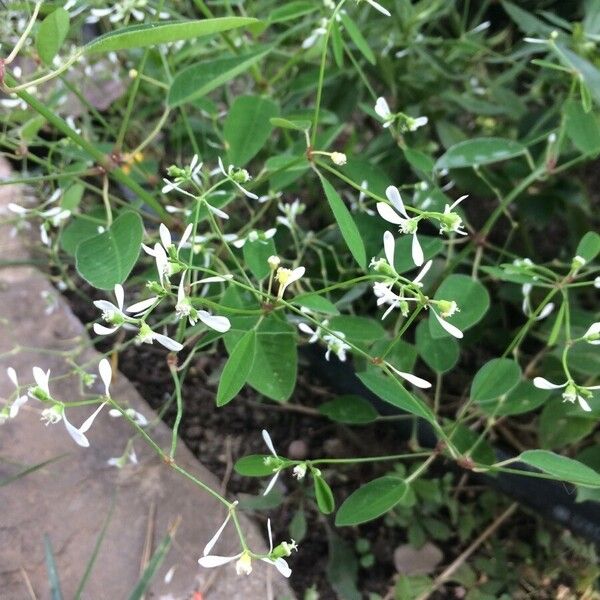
[1,0,600,594]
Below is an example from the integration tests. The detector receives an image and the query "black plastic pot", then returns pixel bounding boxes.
[302,345,600,546]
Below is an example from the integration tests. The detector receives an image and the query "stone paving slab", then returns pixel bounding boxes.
[0,159,293,600]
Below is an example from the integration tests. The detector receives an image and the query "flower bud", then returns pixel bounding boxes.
[436,300,459,318]
[292,463,307,480]
[370,257,396,277]
[562,383,577,404]
[268,255,281,270]
[235,552,253,576]
[330,152,347,166]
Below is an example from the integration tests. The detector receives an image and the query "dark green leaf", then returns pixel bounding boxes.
[234,455,275,477]
[217,330,257,406]
[314,474,335,514]
[518,450,600,488]
[471,358,521,402]
[319,395,378,424]
[415,321,459,374]
[436,138,527,170]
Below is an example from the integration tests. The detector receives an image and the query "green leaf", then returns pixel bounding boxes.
[36,8,70,65]
[269,1,317,22]
[392,235,444,274]
[289,509,307,542]
[224,95,279,166]
[478,380,550,416]
[357,368,435,424]
[319,395,378,424]
[471,358,521,402]
[339,13,376,65]
[243,237,277,280]
[501,1,554,35]
[60,213,103,256]
[335,477,408,526]
[575,231,600,263]
[168,46,270,107]
[234,455,275,477]
[60,183,84,212]
[403,147,435,174]
[85,17,257,54]
[270,117,311,131]
[127,526,174,600]
[435,138,527,170]
[314,474,335,514]
[224,315,297,402]
[0,453,67,487]
[539,400,595,449]
[564,100,600,155]
[319,175,367,269]
[429,274,490,339]
[415,321,459,374]
[328,315,384,343]
[518,450,600,488]
[75,212,143,290]
[553,44,600,107]
[217,330,257,406]
[294,293,339,315]
[44,535,64,600]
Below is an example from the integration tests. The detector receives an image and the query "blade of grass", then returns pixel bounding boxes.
[0,454,68,487]
[126,518,180,600]
[73,494,117,600]
[44,534,64,600]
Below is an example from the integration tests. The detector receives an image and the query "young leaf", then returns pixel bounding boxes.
[85,17,257,54]
[313,473,335,514]
[168,46,270,107]
[36,8,70,65]
[217,329,257,406]
[471,358,521,402]
[319,395,379,424]
[234,455,275,477]
[319,175,367,269]
[435,137,527,170]
[564,100,600,155]
[224,96,279,166]
[575,231,600,263]
[335,477,408,526]
[518,450,600,488]
[75,212,143,290]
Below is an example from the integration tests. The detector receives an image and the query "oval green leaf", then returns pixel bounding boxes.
[314,474,335,514]
[234,455,274,477]
[36,7,70,65]
[224,96,279,166]
[435,137,527,170]
[85,17,257,54]
[471,358,521,402]
[217,330,257,406]
[335,477,408,526]
[318,395,378,424]
[518,450,600,489]
[415,321,459,374]
[168,46,270,107]
[75,212,143,290]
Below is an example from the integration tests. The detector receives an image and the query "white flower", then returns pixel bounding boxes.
[387,364,431,389]
[583,322,600,345]
[533,377,598,412]
[362,0,391,17]
[109,407,149,426]
[6,368,28,418]
[232,228,277,249]
[330,152,347,166]
[260,519,293,578]
[439,195,468,236]
[276,266,305,300]
[262,429,282,496]
[176,275,231,332]
[28,366,52,402]
[142,223,193,286]
[108,445,138,468]
[407,116,428,131]
[377,186,423,266]
[374,97,394,128]
[298,322,351,362]
[293,464,307,480]
[218,157,258,200]
[521,283,555,321]
[93,284,128,336]
[594,276,600,289]
[303,18,328,49]
[430,306,463,339]
[136,323,183,352]
[276,199,305,229]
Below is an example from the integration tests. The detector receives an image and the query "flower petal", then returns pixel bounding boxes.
[385,186,408,218]
[413,260,432,285]
[93,323,118,336]
[98,359,112,396]
[389,366,432,389]
[152,333,183,352]
[126,297,158,314]
[376,202,404,225]
[197,311,231,333]
[383,231,396,268]
[7,367,18,388]
[431,309,463,339]
[198,554,241,568]
[62,413,90,447]
[79,401,108,434]
[262,429,278,457]
[33,367,50,394]
[577,395,592,412]
[203,512,232,556]
[114,284,125,311]
[263,470,280,496]
[533,377,565,390]
[411,232,424,267]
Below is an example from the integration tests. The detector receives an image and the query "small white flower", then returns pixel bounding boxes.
[232,228,277,249]
[93,284,127,336]
[29,367,52,402]
[292,464,307,480]
[377,186,423,266]
[262,429,282,496]
[407,116,428,131]
[109,407,149,426]
[583,322,600,345]
[303,18,328,49]
[594,276,600,289]
[136,323,183,352]
[276,266,305,300]
[107,445,138,468]
[374,97,394,128]
[175,275,231,332]
[218,157,258,200]
[533,377,597,412]
[98,358,112,397]
[439,195,468,236]
[298,322,350,362]
[521,283,555,321]
[430,307,463,339]
[276,199,305,229]
[6,368,28,418]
